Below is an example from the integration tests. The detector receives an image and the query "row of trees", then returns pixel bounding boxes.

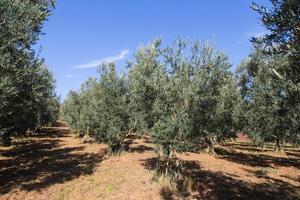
[0,0,60,146]
[63,40,241,155]
[63,0,299,155]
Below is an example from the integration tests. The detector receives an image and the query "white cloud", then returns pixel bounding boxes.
[67,74,73,78]
[245,30,268,38]
[71,49,129,69]
[235,29,269,46]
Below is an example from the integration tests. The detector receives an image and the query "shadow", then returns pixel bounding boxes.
[0,131,105,194]
[128,145,153,153]
[122,138,135,152]
[244,167,299,183]
[160,186,174,200]
[285,148,300,153]
[53,121,68,127]
[122,138,153,153]
[225,142,300,154]
[215,147,300,169]
[224,142,274,152]
[141,136,153,144]
[33,127,70,138]
[141,157,300,200]
[286,151,300,158]
[281,174,300,183]
[235,146,273,153]
[123,138,135,147]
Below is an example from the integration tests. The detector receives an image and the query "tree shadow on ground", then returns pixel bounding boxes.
[128,145,153,153]
[285,148,300,153]
[32,127,70,138]
[286,151,300,158]
[0,131,106,195]
[123,138,154,153]
[141,157,300,200]
[225,142,300,154]
[224,142,275,152]
[281,174,300,183]
[215,147,300,169]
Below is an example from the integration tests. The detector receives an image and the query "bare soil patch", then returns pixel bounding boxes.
[0,125,299,200]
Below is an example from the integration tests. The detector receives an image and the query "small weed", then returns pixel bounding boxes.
[58,188,71,200]
[106,184,116,193]
[87,176,95,183]
[256,167,277,177]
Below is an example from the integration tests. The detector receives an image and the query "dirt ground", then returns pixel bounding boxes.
[0,124,299,200]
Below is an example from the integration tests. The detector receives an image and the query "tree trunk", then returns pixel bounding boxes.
[260,144,265,151]
[0,133,11,147]
[109,140,123,155]
[274,138,283,151]
[162,144,171,159]
[205,137,216,154]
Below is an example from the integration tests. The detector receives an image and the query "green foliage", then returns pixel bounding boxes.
[127,39,163,134]
[249,0,300,149]
[151,40,240,155]
[0,0,59,146]
[63,39,241,156]
[93,64,129,153]
[237,45,298,150]
[62,91,82,133]
[251,0,300,83]
[63,64,129,153]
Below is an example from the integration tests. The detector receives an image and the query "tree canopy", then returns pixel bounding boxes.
[248,0,300,149]
[63,39,241,155]
[0,0,59,146]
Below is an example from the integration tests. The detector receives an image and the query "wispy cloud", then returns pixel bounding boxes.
[235,29,269,46]
[67,74,73,78]
[71,49,129,69]
[245,30,268,38]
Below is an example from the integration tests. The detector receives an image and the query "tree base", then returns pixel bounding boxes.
[204,145,216,155]
[274,139,284,152]
[274,146,284,152]
[0,137,12,147]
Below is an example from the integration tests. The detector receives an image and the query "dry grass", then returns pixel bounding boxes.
[0,125,299,200]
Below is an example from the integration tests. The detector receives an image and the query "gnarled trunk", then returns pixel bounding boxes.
[108,142,123,155]
[274,138,283,152]
[0,132,11,147]
[162,144,171,159]
[260,144,265,151]
[204,137,216,154]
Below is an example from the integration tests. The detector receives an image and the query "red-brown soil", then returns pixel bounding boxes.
[0,124,299,200]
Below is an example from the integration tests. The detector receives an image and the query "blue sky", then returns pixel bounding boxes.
[37,0,270,100]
